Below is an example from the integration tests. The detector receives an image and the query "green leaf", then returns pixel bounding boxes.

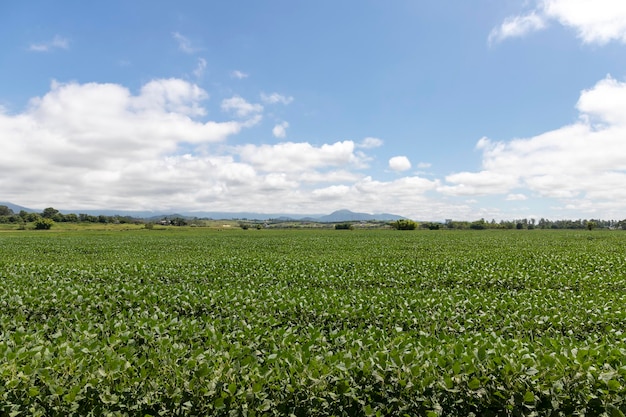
[608,404,626,417]
[608,379,621,391]
[477,346,487,361]
[523,391,535,404]
[468,378,480,390]
[195,363,210,378]
[214,397,225,409]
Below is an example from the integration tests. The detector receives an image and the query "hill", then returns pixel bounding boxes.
[0,202,37,213]
[0,203,405,222]
[316,209,404,222]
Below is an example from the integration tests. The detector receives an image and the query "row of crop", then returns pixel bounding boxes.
[2,230,626,415]
[3,256,626,340]
[2,317,626,415]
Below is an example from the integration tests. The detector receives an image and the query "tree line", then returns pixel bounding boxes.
[2,205,626,230]
[436,218,620,230]
[0,206,141,226]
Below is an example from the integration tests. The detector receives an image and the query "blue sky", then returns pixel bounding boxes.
[2,1,626,220]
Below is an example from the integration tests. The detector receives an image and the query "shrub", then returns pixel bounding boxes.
[392,219,417,230]
[34,217,54,230]
[334,223,354,230]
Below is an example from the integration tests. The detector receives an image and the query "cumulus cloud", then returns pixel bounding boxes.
[544,0,626,44]
[440,75,626,218]
[272,121,289,138]
[221,96,263,118]
[231,70,249,79]
[506,193,528,201]
[29,35,69,52]
[193,58,207,79]
[439,171,519,196]
[0,78,506,219]
[358,137,383,149]
[388,156,412,172]
[307,175,442,217]
[0,79,263,210]
[172,32,200,53]
[134,78,209,117]
[489,12,546,44]
[312,185,351,200]
[237,141,363,173]
[261,92,294,105]
[491,1,626,44]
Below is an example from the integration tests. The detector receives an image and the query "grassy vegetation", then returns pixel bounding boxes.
[1,228,625,416]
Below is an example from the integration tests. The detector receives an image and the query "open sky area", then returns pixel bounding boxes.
[1,1,626,221]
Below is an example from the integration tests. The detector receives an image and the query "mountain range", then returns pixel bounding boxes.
[0,202,405,222]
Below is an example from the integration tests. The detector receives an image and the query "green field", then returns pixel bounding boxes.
[1,228,626,416]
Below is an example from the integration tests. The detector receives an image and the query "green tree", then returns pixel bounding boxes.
[34,217,54,230]
[64,213,79,222]
[0,205,13,216]
[392,219,417,230]
[470,219,486,230]
[42,207,59,219]
[26,212,40,222]
[19,210,29,221]
[171,217,188,226]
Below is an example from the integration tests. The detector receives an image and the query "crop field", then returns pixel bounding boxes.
[1,228,626,416]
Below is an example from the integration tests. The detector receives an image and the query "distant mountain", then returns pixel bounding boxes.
[271,216,297,222]
[0,202,37,213]
[316,209,404,223]
[0,203,405,222]
[61,209,165,218]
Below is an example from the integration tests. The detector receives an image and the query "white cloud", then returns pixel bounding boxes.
[0,79,497,219]
[491,1,626,44]
[439,75,626,218]
[576,75,626,125]
[306,175,441,217]
[221,96,263,118]
[358,137,383,149]
[312,185,351,200]
[488,12,546,44]
[544,0,626,44]
[237,141,363,173]
[18,75,626,219]
[506,193,528,201]
[439,171,519,196]
[0,79,262,210]
[272,121,289,138]
[231,70,249,79]
[261,92,294,105]
[134,78,209,117]
[193,58,207,79]
[417,162,432,169]
[29,35,69,52]
[297,170,361,184]
[388,156,412,172]
[172,32,200,53]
